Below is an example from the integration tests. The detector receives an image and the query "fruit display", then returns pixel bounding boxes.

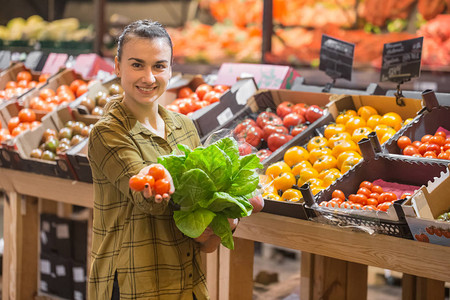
[0,70,48,102]
[5,108,41,138]
[29,121,92,161]
[319,180,413,211]
[77,82,124,117]
[437,210,450,221]
[396,130,450,159]
[165,83,229,116]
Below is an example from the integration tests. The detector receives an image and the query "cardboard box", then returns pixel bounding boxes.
[193,78,258,138]
[306,138,449,238]
[215,63,300,90]
[402,166,450,246]
[158,73,204,107]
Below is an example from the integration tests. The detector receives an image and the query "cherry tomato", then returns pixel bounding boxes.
[403,145,419,156]
[148,164,166,181]
[378,192,397,204]
[332,189,346,201]
[426,143,441,155]
[359,181,373,190]
[377,202,392,212]
[178,87,193,98]
[357,187,371,197]
[256,111,283,128]
[369,192,380,200]
[267,133,293,152]
[423,151,437,158]
[362,205,377,211]
[262,124,289,141]
[421,134,433,143]
[283,112,305,128]
[366,198,379,207]
[371,185,384,194]
[418,142,429,155]
[129,175,147,191]
[291,124,308,137]
[18,108,36,123]
[353,194,368,205]
[430,135,445,146]
[154,178,170,195]
[276,101,294,118]
[397,136,411,150]
[195,84,213,100]
[435,131,447,139]
[412,141,422,148]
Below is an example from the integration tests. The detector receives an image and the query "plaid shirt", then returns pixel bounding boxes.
[88,96,208,300]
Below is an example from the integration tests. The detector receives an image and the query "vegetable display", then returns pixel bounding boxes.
[158,137,263,249]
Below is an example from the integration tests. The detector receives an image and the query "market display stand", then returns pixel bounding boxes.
[1,169,449,300]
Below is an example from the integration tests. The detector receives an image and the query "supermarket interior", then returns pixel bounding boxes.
[0,0,450,300]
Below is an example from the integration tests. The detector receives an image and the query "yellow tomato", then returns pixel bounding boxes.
[327,132,352,148]
[345,116,367,134]
[335,113,351,125]
[340,155,362,173]
[313,155,337,173]
[298,167,320,186]
[324,123,346,139]
[265,161,291,179]
[380,128,397,144]
[336,151,362,170]
[373,124,391,142]
[345,109,357,116]
[403,118,414,126]
[263,193,281,201]
[311,186,326,195]
[351,127,372,144]
[291,160,313,176]
[307,136,328,152]
[366,114,382,129]
[308,147,333,164]
[306,177,324,188]
[331,139,360,157]
[273,172,296,192]
[357,105,378,121]
[283,146,309,167]
[281,189,303,202]
[318,168,341,179]
[321,170,342,187]
[380,112,402,131]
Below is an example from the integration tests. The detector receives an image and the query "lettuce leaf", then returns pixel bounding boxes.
[159,137,263,250]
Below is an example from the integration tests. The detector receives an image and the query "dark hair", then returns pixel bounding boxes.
[117,19,173,63]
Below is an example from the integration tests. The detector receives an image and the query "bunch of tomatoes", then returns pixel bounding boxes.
[28,79,88,112]
[320,180,411,212]
[165,83,229,116]
[397,130,450,159]
[0,71,49,101]
[1,108,40,141]
[233,101,324,159]
[129,164,171,196]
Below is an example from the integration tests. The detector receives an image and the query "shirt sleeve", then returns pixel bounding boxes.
[88,123,168,215]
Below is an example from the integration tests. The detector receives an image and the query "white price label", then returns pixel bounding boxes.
[40,259,51,275]
[217,108,233,125]
[56,264,66,277]
[73,267,85,283]
[56,224,70,239]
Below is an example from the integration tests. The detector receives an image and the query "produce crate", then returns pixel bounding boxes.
[383,90,450,163]
[385,89,450,107]
[0,62,41,106]
[401,167,450,246]
[59,137,91,183]
[301,137,449,239]
[291,77,385,95]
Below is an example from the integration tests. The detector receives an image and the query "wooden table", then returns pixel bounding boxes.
[1,168,449,300]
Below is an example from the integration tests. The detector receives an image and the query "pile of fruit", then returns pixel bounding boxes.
[0,71,49,102]
[233,101,324,159]
[29,121,92,161]
[320,180,412,212]
[396,130,450,159]
[2,108,40,140]
[77,83,124,117]
[165,83,229,116]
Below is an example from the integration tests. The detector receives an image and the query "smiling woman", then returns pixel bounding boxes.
[87,20,219,300]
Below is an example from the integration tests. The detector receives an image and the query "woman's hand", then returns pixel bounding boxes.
[138,164,174,203]
[249,193,264,213]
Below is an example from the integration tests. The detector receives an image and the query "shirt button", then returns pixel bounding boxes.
[187,252,190,257]
[189,273,192,278]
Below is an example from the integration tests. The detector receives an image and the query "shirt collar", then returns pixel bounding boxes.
[107,95,183,136]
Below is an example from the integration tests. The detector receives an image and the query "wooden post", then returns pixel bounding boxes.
[403,274,445,300]
[2,193,39,300]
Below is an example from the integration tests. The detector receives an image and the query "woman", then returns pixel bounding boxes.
[88,19,226,300]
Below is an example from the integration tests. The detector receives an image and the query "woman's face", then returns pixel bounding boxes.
[115,36,172,106]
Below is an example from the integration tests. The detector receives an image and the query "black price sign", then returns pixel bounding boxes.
[380,37,423,83]
[319,34,355,81]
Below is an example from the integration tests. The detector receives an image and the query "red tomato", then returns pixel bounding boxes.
[421,134,433,143]
[371,185,384,194]
[331,197,343,204]
[403,145,419,156]
[359,181,373,190]
[17,71,32,82]
[238,142,253,156]
[369,192,380,200]
[69,79,86,94]
[377,202,392,211]
[292,103,307,116]
[203,91,221,104]
[418,143,429,155]
[262,124,289,141]
[76,84,88,97]
[276,101,294,118]
[305,105,324,123]
[154,178,170,195]
[437,152,450,159]
[195,84,213,100]
[213,85,229,93]
[256,111,283,128]
[430,135,445,146]
[332,190,346,201]
[348,194,358,203]
[411,140,421,148]
[442,143,450,152]
[366,198,378,207]
[147,164,166,181]
[18,108,36,123]
[129,175,146,191]
[267,133,293,152]
[234,119,258,136]
[178,99,196,115]
[326,200,340,208]
[397,136,411,150]
[362,205,377,211]
[283,112,305,128]
[256,149,272,162]
[291,124,308,137]
[353,194,368,205]
[378,192,397,204]
[243,126,263,147]
[178,87,193,98]
[8,116,20,132]
[357,187,371,197]
[435,131,446,139]
[423,151,437,158]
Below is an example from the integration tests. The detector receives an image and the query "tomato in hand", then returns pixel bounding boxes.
[148,164,166,181]
[129,174,147,191]
[154,178,171,195]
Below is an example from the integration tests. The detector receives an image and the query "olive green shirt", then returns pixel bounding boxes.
[88,96,207,300]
